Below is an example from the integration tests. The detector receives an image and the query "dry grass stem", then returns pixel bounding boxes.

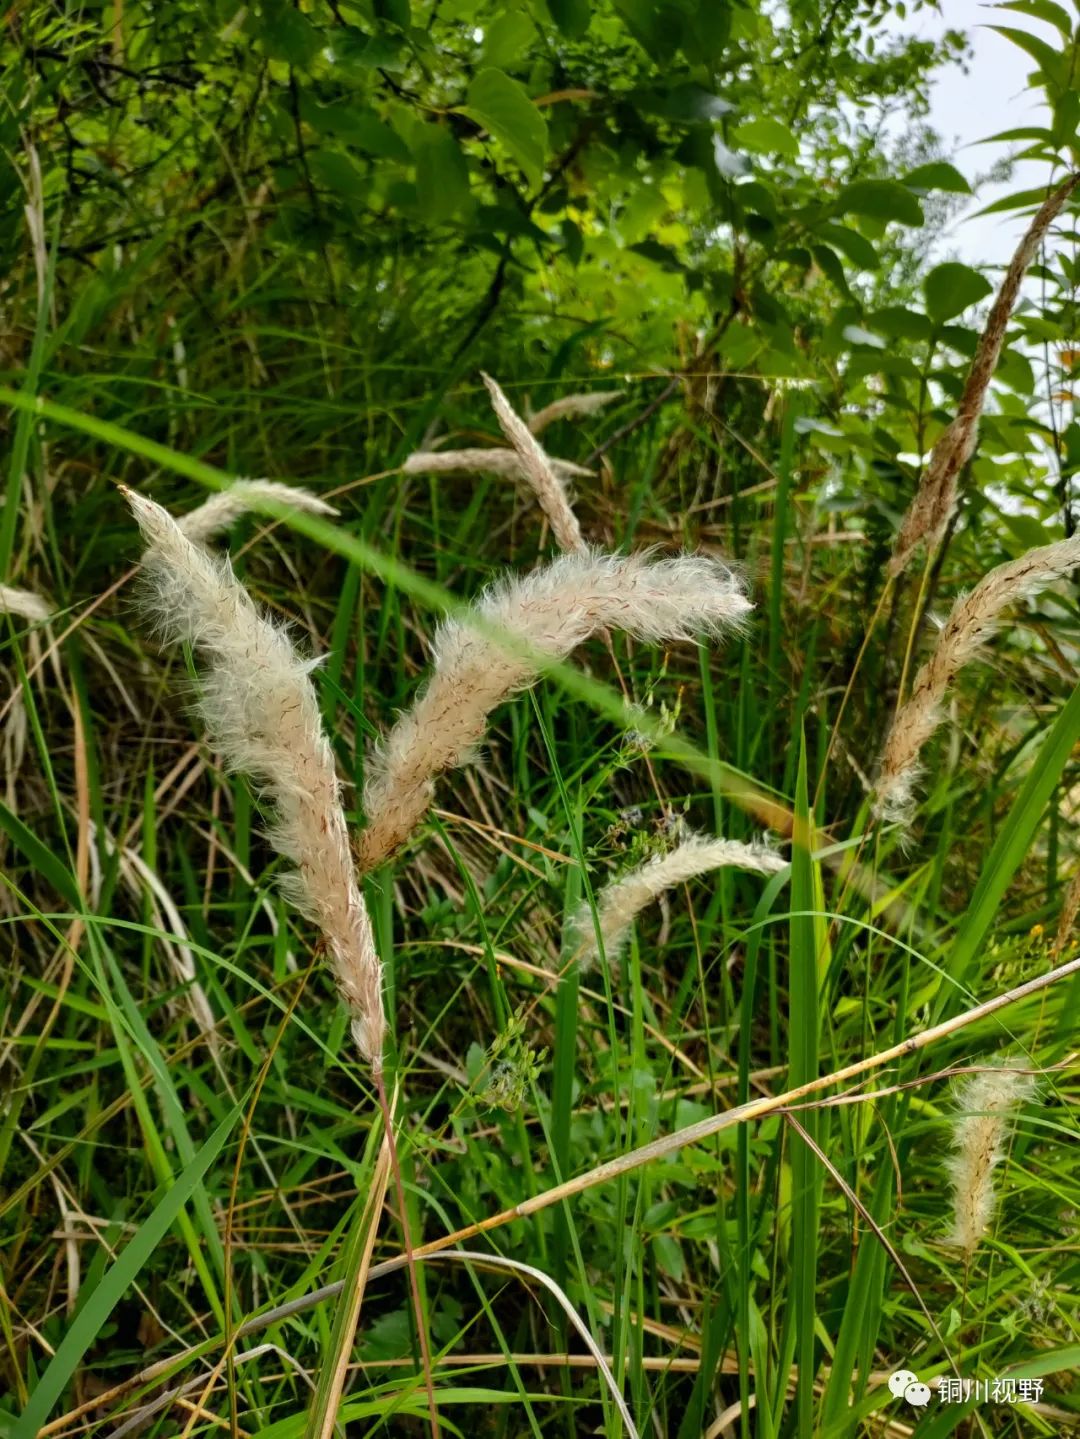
[482,372,586,553]
[0,586,52,622]
[573,832,786,969]
[359,549,751,870]
[876,532,1080,818]
[889,172,1080,577]
[943,1067,1036,1257]
[177,480,338,544]
[527,389,623,436]
[122,488,385,1067]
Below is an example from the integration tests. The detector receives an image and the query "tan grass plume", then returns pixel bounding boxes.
[528,389,623,436]
[359,549,751,870]
[482,373,585,553]
[122,489,385,1067]
[571,832,786,969]
[178,480,338,545]
[0,586,52,622]
[403,447,591,483]
[876,532,1080,819]
[943,1066,1036,1258]
[890,172,1080,578]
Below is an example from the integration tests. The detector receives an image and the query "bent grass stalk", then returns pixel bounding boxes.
[572,832,786,969]
[122,488,386,1066]
[527,388,623,436]
[402,447,591,482]
[358,549,751,870]
[482,372,586,553]
[876,532,1080,819]
[55,948,1080,1439]
[178,479,338,544]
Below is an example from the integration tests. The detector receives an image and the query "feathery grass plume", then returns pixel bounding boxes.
[571,832,786,970]
[944,1067,1036,1258]
[482,373,586,553]
[359,549,751,870]
[402,446,592,483]
[0,586,52,622]
[177,479,338,545]
[121,488,386,1067]
[875,532,1080,820]
[1053,865,1080,955]
[889,172,1080,578]
[527,388,623,436]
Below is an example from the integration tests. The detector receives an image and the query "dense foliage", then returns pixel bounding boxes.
[2,1,1080,1436]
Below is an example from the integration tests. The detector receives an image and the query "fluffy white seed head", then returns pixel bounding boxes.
[0,586,52,622]
[123,488,385,1066]
[876,533,1080,821]
[482,373,586,553]
[528,390,623,436]
[944,1067,1036,1257]
[177,480,338,545]
[359,549,751,870]
[402,447,592,482]
[570,833,786,970]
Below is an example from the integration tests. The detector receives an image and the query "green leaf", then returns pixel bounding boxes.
[815,222,879,270]
[481,9,535,66]
[464,68,548,188]
[836,179,924,226]
[732,117,799,159]
[634,83,734,123]
[936,678,1080,1011]
[902,160,972,194]
[298,97,409,160]
[307,150,368,208]
[14,1100,244,1439]
[869,304,932,341]
[996,0,1072,34]
[923,261,993,324]
[248,0,322,66]
[0,801,81,908]
[989,26,1067,87]
[976,183,1062,216]
[411,125,471,221]
[547,0,590,38]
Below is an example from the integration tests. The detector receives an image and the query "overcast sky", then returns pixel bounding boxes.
[901,0,1054,264]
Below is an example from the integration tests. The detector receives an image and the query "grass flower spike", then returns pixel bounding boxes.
[359,549,751,870]
[572,832,786,969]
[177,480,338,545]
[482,373,586,553]
[944,1067,1036,1258]
[122,488,385,1067]
[876,533,1080,820]
[0,586,52,622]
[402,448,591,483]
[527,389,623,436]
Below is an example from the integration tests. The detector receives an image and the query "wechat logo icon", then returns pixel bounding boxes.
[889,1369,932,1407]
